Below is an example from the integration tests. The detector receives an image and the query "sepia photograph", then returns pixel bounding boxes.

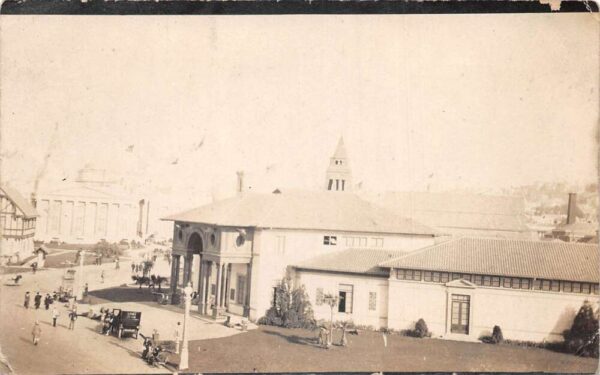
[0,3,598,374]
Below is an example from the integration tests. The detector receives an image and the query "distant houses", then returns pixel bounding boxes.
[0,185,38,265]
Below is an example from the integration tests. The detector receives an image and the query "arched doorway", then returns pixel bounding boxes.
[187,232,203,254]
[185,232,203,294]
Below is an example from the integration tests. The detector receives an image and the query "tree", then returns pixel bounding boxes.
[564,300,599,357]
[257,277,316,329]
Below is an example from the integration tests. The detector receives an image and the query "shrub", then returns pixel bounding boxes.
[563,301,599,358]
[491,325,504,344]
[258,277,316,329]
[414,318,430,338]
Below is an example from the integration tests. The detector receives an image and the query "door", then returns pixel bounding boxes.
[451,294,470,334]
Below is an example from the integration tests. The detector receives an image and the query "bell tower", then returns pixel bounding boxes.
[325,137,352,192]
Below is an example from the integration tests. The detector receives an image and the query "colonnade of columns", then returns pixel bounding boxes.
[170,253,252,318]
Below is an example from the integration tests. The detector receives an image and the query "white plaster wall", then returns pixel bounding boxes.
[251,228,435,320]
[295,270,389,328]
[388,279,600,343]
[387,279,447,336]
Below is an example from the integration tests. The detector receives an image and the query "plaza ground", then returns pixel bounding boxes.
[185,325,598,373]
[1,247,597,374]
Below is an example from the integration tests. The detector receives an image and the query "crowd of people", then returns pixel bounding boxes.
[23,291,80,345]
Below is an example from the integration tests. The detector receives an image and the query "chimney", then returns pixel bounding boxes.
[566,193,577,225]
[236,171,244,194]
[30,192,37,208]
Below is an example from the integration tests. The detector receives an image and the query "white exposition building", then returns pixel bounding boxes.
[164,137,598,343]
[33,165,149,244]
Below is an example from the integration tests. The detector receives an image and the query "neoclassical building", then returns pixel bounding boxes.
[163,189,440,320]
[33,165,149,244]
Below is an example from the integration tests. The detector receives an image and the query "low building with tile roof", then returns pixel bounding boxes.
[290,237,599,343]
[162,189,440,321]
[0,185,38,265]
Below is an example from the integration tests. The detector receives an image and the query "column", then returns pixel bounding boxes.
[197,259,205,314]
[219,263,226,307]
[170,255,180,296]
[203,261,212,315]
[214,262,222,315]
[183,254,193,287]
[224,264,232,310]
[244,263,252,317]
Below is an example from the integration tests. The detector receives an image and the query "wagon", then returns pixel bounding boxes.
[110,309,142,339]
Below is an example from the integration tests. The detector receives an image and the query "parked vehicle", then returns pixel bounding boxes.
[111,309,141,339]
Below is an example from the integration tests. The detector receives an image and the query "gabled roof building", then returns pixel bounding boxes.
[0,185,38,264]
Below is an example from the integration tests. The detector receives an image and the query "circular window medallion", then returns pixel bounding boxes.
[236,234,245,247]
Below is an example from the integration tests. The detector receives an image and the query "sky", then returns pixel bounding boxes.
[1,13,598,214]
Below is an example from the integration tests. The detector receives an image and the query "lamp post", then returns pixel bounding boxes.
[75,250,86,301]
[179,282,193,371]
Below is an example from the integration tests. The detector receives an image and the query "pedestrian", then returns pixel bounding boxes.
[34,292,41,309]
[131,263,135,273]
[100,270,105,284]
[84,283,89,296]
[24,291,30,309]
[52,306,60,327]
[105,313,113,336]
[174,322,181,354]
[32,321,41,345]
[68,310,77,330]
[44,294,51,310]
[31,262,37,274]
[115,258,120,270]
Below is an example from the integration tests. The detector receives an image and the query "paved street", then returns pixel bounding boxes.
[0,249,244,374]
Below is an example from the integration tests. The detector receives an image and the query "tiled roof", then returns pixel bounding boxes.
[163,190,439,236]
[362,191,530,237]
[1,185,38,218]
[379,237,599,283]
[294,248,407,276]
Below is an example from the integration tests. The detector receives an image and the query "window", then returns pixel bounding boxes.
[315,288,324,306]
[328,179,333,190]
[275,235,286,255]
[336,180,339,190]
[396,269,421,281]
[581,283,591,294]
[521,279,530,289]
[441,272,449,283]
[424,271,432,282]
[323,236,337,246]
[462,274,472,282]
[371,238,384,248]
[551,281,560,292]
[593,284,599,295]
[503,277,512,288]
[451,273,461,281]
[491,277,501,287]
[368,292,377,311]
[511,278,520,289]
[563,281,573,293]
[533,279,541,290]
[338,284,353,313]
[230,288,235,301]
[342,180,345,191]
[474,275,482,285]
[572,282,581,293]
[541,280,551,291]
[432,272,441,282]
[482,276,491,286]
